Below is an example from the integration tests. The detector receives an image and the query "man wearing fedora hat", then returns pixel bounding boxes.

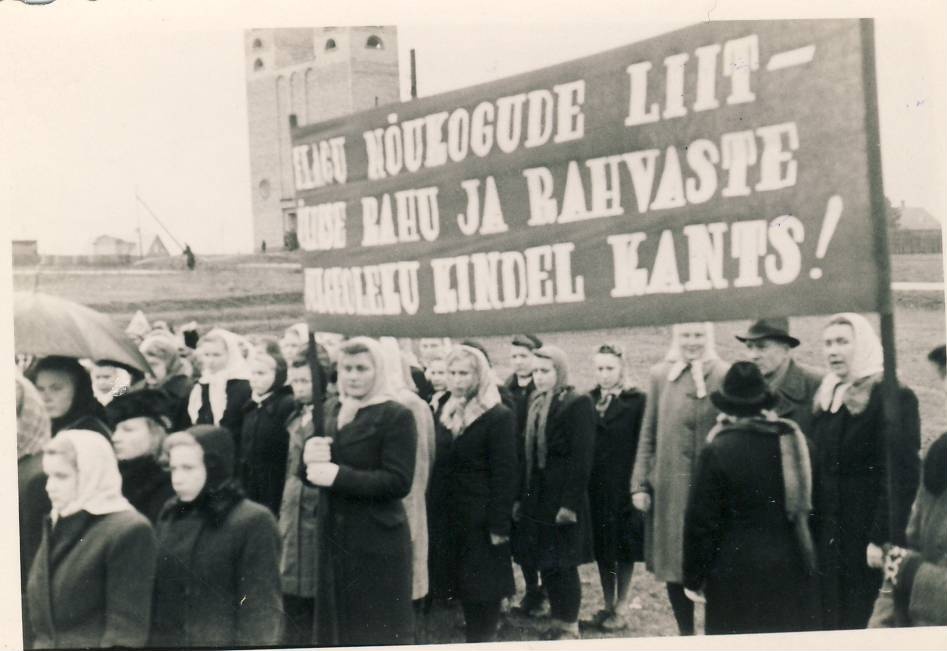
[736,318,823,437]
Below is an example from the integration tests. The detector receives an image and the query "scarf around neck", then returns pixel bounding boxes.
[439,346,501,437]
[524,345,571,483]
[665,322,719,399]
[815,313,884,415]
[336,337,396,429]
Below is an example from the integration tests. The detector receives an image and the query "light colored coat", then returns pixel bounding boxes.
[398,388,435,601]
[631,359,728,583]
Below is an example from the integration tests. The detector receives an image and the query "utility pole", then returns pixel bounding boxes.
[410,49,418,99]
[135,185,143,259]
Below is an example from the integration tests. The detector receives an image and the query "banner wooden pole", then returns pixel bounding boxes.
[861,18,905,546]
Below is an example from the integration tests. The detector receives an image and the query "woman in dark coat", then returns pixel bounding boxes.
[105,389,176,523]
[585,343,646,631]
[150,425,282,648]
[425,355,455,606]
[29,356,111,438]
[140,333,194,432]
[27,429,157,649]
[810,313,921,630]
[186,328,253,437]
[16,373,52,649]
[302,336,417,647]
[516,345,595,640]
[239,348,296,515]
[439,345,518,642]
[683,362,819,634]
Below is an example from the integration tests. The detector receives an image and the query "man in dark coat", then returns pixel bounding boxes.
[106,388,176,524]
[736,318,823,436]
[684,362,820,634]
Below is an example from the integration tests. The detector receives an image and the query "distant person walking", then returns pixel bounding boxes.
[183,244,195,271]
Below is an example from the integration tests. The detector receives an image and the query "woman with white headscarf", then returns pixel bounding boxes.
[379,338,435,612]
[27,429,157,649]
[516,345,596,640]
[630,322,729,635]
[810,313,920,630]
[186,328,252,436]
[439,345,517,642]
[302,337,418,646]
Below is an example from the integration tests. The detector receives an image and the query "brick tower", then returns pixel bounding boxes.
[244,27,400,251]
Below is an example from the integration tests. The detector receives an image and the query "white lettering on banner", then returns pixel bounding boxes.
[625,35,759,127]
[305,263,421,316]
[292,137,347,190]
[362,187,440,247]
[458,177,509,236]
[608,216,805,297]
[297,202,347,251]
[523,122,799,225]
[431,243,585,314]
[361,81,587,179]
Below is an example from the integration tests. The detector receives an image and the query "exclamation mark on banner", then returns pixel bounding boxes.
[809,195,844,280]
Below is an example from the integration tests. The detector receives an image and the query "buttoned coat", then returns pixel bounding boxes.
[630,359,729,583]
[770,359,823,437]
[27,510,157,649]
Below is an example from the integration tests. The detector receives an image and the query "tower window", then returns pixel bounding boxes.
[252,38,263,49]
[365,35,383,49]
[253,58,264,71]
[325,39,337,51]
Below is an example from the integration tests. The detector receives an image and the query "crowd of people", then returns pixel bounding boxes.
[13,310,947,648]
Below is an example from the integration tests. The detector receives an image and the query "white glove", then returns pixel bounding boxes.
[866,542,884,569]
[303,437,333,464]
[684,588,706,604]
[307,462,340,487]
[632,492,651,513]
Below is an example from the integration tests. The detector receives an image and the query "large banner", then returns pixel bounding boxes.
[292,19,880,337]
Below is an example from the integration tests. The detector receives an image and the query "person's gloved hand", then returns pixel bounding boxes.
[632,491,651,513]
[307,462,340,487]
[303,437,333,464]
[883,545,906,585]
[555,507,577,524]
[867,542,885,569]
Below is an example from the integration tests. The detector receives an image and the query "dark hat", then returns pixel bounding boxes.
[710,361,778,417]
[511,334,543,351]
[735,318,800,348]
[460,339,491,365]
[106,388,173,430]
[927,344,946,369]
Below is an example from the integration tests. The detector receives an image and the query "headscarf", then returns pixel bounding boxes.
[814,313,884,415]
[28,356,108,435]
[665,322,719,399]
[336,336,396,429]
[285,323,310,345]
[524,345,571,481]
[16,372,51,459]
[49,429,132,520]
[91,364,132,407]
[187,328,252,425]
[164,425,244,526]
[594,342,635,415]
[439,345,502,437]
[140,333,186,382]
[250,348,287,402]
[126,310,151,340]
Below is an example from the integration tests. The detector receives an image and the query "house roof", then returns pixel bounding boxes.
[899,206,943,231]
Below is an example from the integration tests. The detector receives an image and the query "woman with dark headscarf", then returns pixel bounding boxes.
[516,345,595,640]
[27,429,157,649]
[238,348,295,515]
[439,345,517,642]
[29,356,110,438]
[810,313,920,630]
[150,425,282,648]
[302,336,417,646]
[683,362,819,634]
[140,333,194,431]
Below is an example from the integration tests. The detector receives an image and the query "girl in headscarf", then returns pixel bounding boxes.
[683,361,819,634]
[630,322,729,635]
[438,345,517,642]
[516,345,595,640]
[280,323,309,362]
[27,430,157,649]
[29,356,111,438]
[379,337,435,621]
[302,336,417,646]
[584,342,647,631]
[150,425,282,648]
[141,332,194,431]
[810,313,920,630]
[238,347,296,515]
[186,328,252,436]
[16,372,51,649]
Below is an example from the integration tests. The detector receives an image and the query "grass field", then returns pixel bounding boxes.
[11,253,946,641]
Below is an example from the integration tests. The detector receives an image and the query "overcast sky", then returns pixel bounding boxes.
[1,0,944,254]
